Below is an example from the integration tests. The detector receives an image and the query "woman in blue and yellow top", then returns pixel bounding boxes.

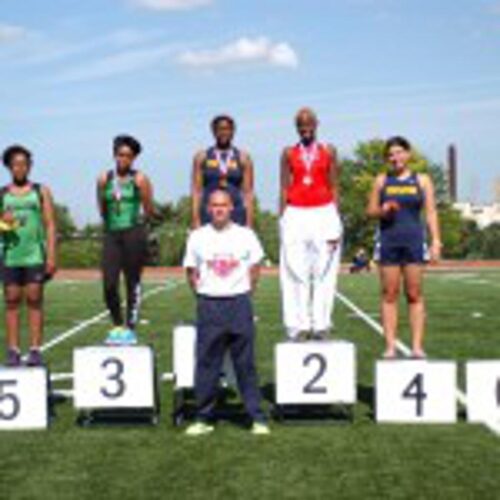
[367,136,442,359]
[191,115,255,228]
[96,135,156,345]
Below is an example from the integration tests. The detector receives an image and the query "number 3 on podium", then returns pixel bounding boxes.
[100,357,126,399]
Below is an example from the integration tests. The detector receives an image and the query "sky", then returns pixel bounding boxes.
[1,0,500,224]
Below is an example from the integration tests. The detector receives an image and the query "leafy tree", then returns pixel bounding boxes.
[54,203,77,240]
[255,207,279,264]
[477,223,500,259]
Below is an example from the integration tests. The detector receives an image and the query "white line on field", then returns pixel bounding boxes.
[39,280,181,354]
[336,290,500,438]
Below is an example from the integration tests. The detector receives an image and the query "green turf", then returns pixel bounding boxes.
[0,271,500,500]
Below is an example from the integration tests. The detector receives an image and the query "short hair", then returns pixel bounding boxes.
[211,114,236,131]
[295,107,318,125]
[2,144,32,168]
[208,188,233,204]
[113,135,142,156]
[385,136,412,156]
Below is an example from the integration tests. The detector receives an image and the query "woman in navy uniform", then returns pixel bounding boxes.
[367,136,442,359]
[191,115,254,228]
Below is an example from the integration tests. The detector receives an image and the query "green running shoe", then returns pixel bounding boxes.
[105,326,125,346]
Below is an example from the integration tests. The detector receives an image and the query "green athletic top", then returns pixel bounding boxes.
[1,185,46,267]
[103,170,141,232]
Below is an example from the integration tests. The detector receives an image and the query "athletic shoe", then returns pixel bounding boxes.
[6,348,21,367]
[120,329,138,346]
[105,327,125,346]
[185,422,215,436]
[383,349,397,360]
[289,332,309,343]
[411,350,427,360]
[26,349,43,367]
[311,330,330,341]
[251,422,270,435]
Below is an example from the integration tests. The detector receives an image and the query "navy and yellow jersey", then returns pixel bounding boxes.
[374,173,428,265]
[201,146,246,225]
[378,173,425,245]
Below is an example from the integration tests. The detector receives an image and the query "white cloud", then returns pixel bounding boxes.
[0,24,26,43]
[177,37,299,70]
[132,0,212,10]
[52,43,177,83]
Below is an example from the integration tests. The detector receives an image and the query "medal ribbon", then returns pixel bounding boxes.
[299,142,319,176]
[215,148,234,177]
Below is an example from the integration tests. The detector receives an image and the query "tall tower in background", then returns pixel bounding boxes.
[447,144,458,203]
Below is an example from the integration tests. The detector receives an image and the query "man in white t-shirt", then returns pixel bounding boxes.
[183,189,269,436]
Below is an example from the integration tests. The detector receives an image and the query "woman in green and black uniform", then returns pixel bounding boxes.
[97,135,155,345]
[1,145,57,367]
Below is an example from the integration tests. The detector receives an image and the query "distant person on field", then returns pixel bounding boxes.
[0,145,57,367]
[350,248,371,273]
[366,136,442,359]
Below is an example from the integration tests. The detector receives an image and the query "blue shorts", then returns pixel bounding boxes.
[1,264,48,286]
[374,242,428,266]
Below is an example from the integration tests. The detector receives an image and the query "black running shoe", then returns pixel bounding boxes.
[6,348,21,367]
[26,349,43,367]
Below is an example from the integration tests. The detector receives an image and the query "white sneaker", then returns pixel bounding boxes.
[251,422,270,435]
[185,422,215,436]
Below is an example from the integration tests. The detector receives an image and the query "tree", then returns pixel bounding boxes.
[55,203,77,240]
[477,223,500,259]
[255,207,279,264]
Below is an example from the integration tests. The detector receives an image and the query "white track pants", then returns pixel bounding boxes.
[279,204,343,339]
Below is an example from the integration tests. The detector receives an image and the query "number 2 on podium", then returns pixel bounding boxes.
[303,353,327,395]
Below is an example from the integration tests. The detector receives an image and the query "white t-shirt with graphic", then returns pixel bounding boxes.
[183,223,265,297]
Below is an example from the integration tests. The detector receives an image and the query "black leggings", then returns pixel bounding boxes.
[102,226,147,329]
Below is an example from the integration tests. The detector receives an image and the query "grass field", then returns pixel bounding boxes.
[1,270,500,500]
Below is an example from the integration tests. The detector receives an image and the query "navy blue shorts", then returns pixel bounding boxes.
[2,264,48,286]
[375,243,428,266]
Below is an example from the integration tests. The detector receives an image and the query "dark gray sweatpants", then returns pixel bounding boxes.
[195,293,265,422]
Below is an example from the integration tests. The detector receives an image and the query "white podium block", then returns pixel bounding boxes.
[376,360,457,423]
[173,324,237,389]
[74,346,155,410]
[173,325,197,389]
[0,367,48,430]
[466,361,500,423]
[275,341,356,405]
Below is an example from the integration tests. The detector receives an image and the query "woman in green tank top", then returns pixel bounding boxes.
[96,135,156,346]
[0,145,57,367]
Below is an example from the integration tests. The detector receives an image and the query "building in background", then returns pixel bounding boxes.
[448,144,500,228]
[453,200,500,229]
